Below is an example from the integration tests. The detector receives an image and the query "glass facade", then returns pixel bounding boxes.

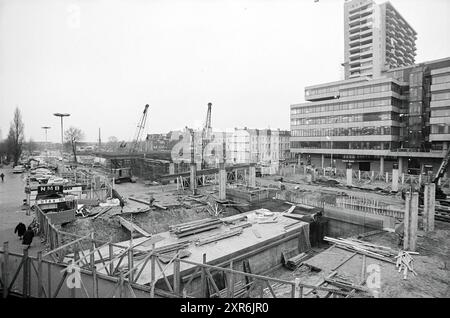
[291,97,401,115]
[291,112,399,126]
[291,126,398,137]
[291,141,395,150]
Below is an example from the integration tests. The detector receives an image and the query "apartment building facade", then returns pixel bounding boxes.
[170,128,291,174]
[343,0,417,79]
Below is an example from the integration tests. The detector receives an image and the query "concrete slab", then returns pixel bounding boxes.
[80,209,308,285]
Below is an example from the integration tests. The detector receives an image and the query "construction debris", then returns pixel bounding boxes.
[324,236,397,264]
[282,248,308,270]
[195,228,243,246]
[395,250,419,279]
[169,218,222,238]
[128,197,152,205]
[229,222,252,230]
[92,206,113,219]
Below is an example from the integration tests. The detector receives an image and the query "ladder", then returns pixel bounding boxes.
[433,147,450,183]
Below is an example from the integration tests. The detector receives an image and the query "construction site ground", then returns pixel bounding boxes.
[263,220,450,298]
[61,180,243,243]
[4,166,449,298]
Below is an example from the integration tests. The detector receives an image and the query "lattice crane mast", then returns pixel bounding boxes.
[129,104,150,153]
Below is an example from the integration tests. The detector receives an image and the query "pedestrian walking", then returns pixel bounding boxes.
[0,172,4,182]
[14,222,26,239]
[22,226,35,248]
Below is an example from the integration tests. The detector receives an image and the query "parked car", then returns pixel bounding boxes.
[13,165,25,173]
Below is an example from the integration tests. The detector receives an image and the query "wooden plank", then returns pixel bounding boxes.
[153,202,168,210]
[117,216,151,237]
[93,207,112,220]
[331,252,357,271]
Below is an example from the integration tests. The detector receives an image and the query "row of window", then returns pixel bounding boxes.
[432,92,450,102]
[340,83,401,97]
[291,126,399,137]
[291,112,399,126]
[431,124,450,134]
[291,97,401,115]
[305,86,339,97]
[291,141,392,151]
[431,109,450,118]
[432,74,450,85]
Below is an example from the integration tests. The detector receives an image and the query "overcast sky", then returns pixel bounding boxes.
[1,0,449,142]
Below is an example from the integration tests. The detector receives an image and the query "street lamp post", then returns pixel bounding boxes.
[41,126,51,163]
[53,113,70,170]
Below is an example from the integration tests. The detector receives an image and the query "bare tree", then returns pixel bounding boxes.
[7,107,25,166]
[107,136,119,151]
[64,127,84,163]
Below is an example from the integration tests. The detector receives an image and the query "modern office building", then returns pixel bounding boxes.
[343,0,417,79]
[291,57,450,175]
[290,0,450,175]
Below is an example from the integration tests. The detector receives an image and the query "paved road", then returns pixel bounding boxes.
[0,165,38,254]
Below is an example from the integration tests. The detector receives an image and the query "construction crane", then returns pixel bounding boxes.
[129,104,150,153]
[201,102,212,169]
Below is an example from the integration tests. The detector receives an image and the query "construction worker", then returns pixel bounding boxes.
[22,226,35,248]
[14,222,26,239]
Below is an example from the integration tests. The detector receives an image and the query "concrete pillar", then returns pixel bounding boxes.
[404,192,419,252]
[392,168,399,192]
[423,183,436,232]
[346,167,352,186]
[190,163,197,195]
[358,170,361,181]
[380,156,385,174]
[321,154,325,169]
[234,169,238,182]
[398,157,404,174]
[401,173,405,185]
[219,163,226,200]
[249,165,256,188]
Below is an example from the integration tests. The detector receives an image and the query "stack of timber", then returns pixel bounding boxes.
[169,218,222,238]
[283,251,308,270]
[196,228,243,246]
[434,205,450,222]
[229,222,252,230]
[395,251,418,279]
[324,275,371,295]
[324,237,397,264]
[223,214,248,225]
